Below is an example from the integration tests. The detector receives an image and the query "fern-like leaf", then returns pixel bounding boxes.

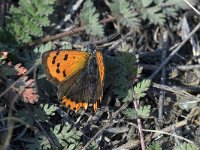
[147,141,162,150]
[173,142,199,150]
[50,124,82,149]
[107,0,140,28]
[42,104,57,116]
[142,0,153,8]
[0,0,55,45]
[142,6,165,25]
[80,0,104,37]
[16,104,57,126]
[165,0,196,10]
[134,79,151,100]
[26,124,82,149]
[123,89,133,102]
[137,105,151,118]
[123,108,138,119]
[25,132,52,150]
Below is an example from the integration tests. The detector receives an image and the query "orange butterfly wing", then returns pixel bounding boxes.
[42,50,89,85]
[93,50,105,111]
[42,50,104,112]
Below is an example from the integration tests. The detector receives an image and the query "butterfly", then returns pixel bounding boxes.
[42,49,104,112]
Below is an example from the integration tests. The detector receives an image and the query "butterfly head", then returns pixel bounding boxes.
[85,44,97,55]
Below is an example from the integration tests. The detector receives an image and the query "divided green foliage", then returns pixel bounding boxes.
[123,89,134,102]
[147,141,162,150]
[80,0,104,37]
[87,142,99,150]
[106,43,149,101]
[107,0,197,26]
[111,50,138,99]
[33,42,54,54]
[142,6,165,25]
[26,124,82,150]
[16,104,57,126]
[49,124,82,149]
[173,142,199,150]
[33,42,54,64]
[123,108,138,119]
[123,104,150,119]
[0,0,55,45]
[137,105,151,118]
[17,104,81,149]
[107,0,140,28]
[134,80,151,99]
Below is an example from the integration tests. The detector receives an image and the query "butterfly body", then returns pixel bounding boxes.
[42,49,104,112]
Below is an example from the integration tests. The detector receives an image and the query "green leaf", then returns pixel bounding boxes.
[147,141,162,150]
[142,6,165,25]
[123,89,133,102]
[26,123,82,149]
[42,104,57,116]
[173,142,199,150]
[25,132,51,150]
[134,79,151,100]
[107,0,140,28]
[17,104,56,126]
[80,0,104,37]
[1,65,17,76]
[87,141,99,150]
[50,124,82,149]
[117,44,138,81]
[0,0,56,45]
[33,42,54,54]
[16,109,34,126]
[137,105,151,118]
[123,108,138,119]
[142,0,153,7]
[165,0,195,10]
[107,43,138,100]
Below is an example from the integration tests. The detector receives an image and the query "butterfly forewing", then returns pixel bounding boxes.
[42,50,89,86]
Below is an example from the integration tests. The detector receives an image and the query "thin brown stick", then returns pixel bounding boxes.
[115,119,188,150]
[131,85,146,150]
[25,16,116,47]
[153,83,200,103]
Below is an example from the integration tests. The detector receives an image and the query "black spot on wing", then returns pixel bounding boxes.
[56,68,60,74]
[64,54,68,60]
[63,70,67,77]
[52,55,56,64]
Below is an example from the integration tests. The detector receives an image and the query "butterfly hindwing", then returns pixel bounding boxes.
[58,69,91,112]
